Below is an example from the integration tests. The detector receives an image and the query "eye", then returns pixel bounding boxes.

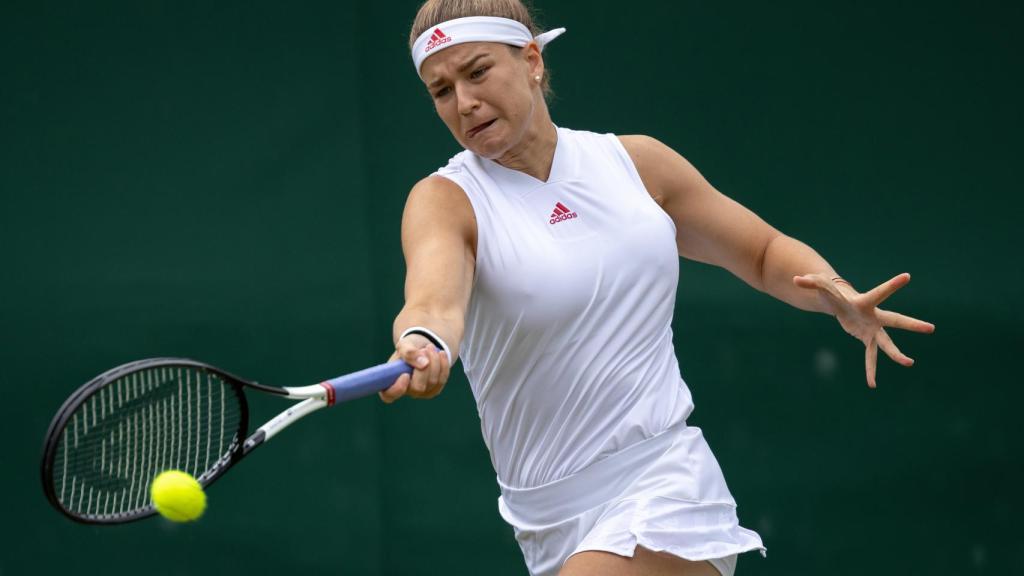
[433,85,452,99]
[470,66,489,80]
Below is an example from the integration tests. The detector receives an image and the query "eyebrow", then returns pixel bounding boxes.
[426,52,491,89]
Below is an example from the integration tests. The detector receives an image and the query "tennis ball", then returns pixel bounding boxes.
[150,470,206,522]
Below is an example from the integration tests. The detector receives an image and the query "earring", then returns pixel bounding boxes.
[535,75,541,82]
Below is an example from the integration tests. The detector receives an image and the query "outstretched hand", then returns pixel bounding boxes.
[793,272,935,388]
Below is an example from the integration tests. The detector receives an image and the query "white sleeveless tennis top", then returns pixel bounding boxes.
[436,126,693,490]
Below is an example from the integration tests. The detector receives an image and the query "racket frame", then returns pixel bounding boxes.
[40,358,260,524]
[41,357,410,525]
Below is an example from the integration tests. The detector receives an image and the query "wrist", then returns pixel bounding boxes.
[399,326,453,365]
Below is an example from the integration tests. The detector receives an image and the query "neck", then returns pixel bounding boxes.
[495,105,557,181]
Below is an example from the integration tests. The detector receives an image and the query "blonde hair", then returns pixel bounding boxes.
[409,0,553,99]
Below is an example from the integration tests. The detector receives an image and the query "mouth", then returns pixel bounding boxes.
[466,119,497,139]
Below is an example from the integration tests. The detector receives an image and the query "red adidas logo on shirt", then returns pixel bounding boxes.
[425,28,452,52]
[549,202,578,225]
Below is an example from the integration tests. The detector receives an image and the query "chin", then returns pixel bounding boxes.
[467,133,510,160]
[472,145,506,160]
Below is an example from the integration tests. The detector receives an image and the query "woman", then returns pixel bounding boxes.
[380,1,935,575]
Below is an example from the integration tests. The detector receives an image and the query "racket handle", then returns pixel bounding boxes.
[323,360,413,404]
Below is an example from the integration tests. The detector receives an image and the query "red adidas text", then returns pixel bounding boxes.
[549,202,578,225]
[425,28,451,52]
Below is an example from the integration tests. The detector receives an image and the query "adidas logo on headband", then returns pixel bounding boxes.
[412,17,566,73]
[425,28,452,52]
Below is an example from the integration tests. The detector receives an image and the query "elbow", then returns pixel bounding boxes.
[754,233,783,292]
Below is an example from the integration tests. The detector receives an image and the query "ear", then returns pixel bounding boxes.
[520,41,545,81]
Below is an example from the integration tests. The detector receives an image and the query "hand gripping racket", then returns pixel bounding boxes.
[40,357,412,524]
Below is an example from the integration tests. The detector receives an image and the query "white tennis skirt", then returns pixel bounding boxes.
[497,421,766,576]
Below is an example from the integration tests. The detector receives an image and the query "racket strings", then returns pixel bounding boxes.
[51,366,243,520]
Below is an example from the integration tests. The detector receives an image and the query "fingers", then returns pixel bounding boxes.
[862,327,918,390]
[379,373,410,404]
[424,347,450,398]
[381,340,452,403]
[409,346,441,396]
[865,336,878,389]
[864,272,911,306]
[876,328,914,367]
[397,336,431,369]
[877,309,935,334]
[430,347,451,398]
[439,350,451,386]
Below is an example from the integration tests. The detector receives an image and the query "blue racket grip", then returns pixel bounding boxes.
[323,360,414,404]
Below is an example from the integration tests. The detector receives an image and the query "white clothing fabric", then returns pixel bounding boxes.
[497,420,763,576]
[439,126,688,488]
[411,16,566,74]
[433,126,764,572]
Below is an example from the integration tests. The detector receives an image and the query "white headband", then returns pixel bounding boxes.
[412,16,566,75]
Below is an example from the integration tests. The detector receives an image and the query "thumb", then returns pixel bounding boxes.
[397,340,430,369]
[793,274,819,289]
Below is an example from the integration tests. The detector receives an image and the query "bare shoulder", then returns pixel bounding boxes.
[403,174,477,249]
[617,134,666,159]
[407,174,471,206]
[616,134,676,170]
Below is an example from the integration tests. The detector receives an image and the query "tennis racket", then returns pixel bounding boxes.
[40,357,412,524]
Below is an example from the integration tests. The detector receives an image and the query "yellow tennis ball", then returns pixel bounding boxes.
[150,470,206,522]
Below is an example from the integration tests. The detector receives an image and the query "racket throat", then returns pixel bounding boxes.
[242,429,265,455]
[246,397,327,450]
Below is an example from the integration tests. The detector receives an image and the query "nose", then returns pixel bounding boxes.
[455,81,479,116]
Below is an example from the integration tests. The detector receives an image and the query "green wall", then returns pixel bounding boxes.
[2,1,1020,574]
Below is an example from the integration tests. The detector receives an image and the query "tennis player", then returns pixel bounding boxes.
[381,1,935,575]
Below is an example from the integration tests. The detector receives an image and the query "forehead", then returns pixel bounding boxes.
[419,41,512,84]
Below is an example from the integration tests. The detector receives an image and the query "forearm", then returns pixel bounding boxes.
[392,304,465,360]
[759,234,841,314]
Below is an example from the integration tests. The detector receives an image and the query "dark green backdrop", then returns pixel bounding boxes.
[2,1,1020,574]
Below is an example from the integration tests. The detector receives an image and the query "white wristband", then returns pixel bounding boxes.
[399,326,453,365]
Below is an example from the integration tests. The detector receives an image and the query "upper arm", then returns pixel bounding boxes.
[400,175,477,320]
[618,135,781,290]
